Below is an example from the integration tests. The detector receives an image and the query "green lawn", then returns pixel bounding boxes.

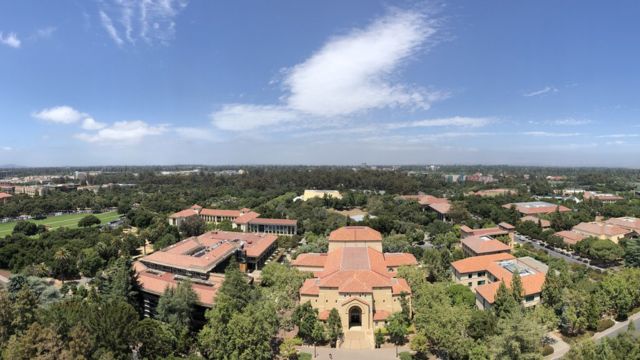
[0,211,121,237]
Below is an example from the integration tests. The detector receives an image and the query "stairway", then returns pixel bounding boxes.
[341,329,373,349]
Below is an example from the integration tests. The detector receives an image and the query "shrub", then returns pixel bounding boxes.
[399,352,413,360]
[597,318,615,332]
[542,344,554,356]
[298,353,312,360]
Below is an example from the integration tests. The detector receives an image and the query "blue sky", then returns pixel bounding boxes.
[1,0,640,167]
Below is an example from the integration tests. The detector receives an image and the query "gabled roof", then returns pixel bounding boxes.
[0,192,12,200]
[554,230,586,245]
[429,202,451,214]
[329,226,382,242]
[383,253,418,267]
[169,208,198,219]
[451,253,515,274]
[200,209,242,217]
[462,235,511,255]
[233,211,261,224]
[572,222,631,237]
[605,217,640,233]
[292,253,328,268]
[475,273,546,304]
[503,201,570,215]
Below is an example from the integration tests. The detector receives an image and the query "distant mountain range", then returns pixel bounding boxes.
[0,164,24,169]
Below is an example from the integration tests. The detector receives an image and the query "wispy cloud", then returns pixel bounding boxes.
[30,27,56,40]
[99,11,124,46]
[211,9,445,131]
[75,120,167,143]
[33,106,88,124]
[1,146,12,151]
[387,116,493,130]
[523,86,558,97]
[0,32,21,48]
[522,131,581,137]
[598,134,639,138]
[98,0,188,46]
[81,117,107,130]
[552,118,590,126]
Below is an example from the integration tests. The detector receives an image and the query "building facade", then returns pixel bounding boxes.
[292,226,417,349]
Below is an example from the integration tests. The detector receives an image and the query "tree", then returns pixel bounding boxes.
[623,238,640,267]
[447,283,476,308]
[511,272,524,305]
[489,311,545,360]
[2,322,65,360]
[52,247,76,282]
[179,216,205,237]
[589,239,624,264]
[326,308,343,347]
[11,287,39,335]
[467,310,497,340]
[396,265,427,292]
[493,282,518,319]
[103,257,140,309]
[84,298,138,358]
[375,328,385,348]
[12,221,39,236]
[227,303,278,360]
[293,302,319,344]
[387,312,408,346]
[78,214,101,227]
[132,318,176,360]
[156,280,198,332]
[279,338,302,359]
[541,269,563,312]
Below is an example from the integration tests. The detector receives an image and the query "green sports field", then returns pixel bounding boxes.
[0,211,121,237]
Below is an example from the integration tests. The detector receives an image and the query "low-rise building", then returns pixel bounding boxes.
[605,217,640,233]
[571,221,631,243]
[399,193,451,221]
[169,205,297,236]
[583,191,624,203]
[0,192,12,204]
[503,201,570,216]
[292,226,417,348]
[302,190,342,201]
[451,254,548,310]
[461,235,511,257]
[554,230,586,246]
[521,215,551,229]
[134,231,278,318]
[472,188,515,197]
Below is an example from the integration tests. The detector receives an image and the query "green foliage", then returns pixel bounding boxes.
[179,215,206,237]
[596,318,615,332]
[156,280,198,332]
[12,221,40,236]
[446,283,476,308]
[493,282,518,319]
[375,328,385,348]
[396,265,427,292]
[542,344,554,356]
[279,337,302,359]
[326,308,343,347]
[78,214,102,227]
[132,318,176,359]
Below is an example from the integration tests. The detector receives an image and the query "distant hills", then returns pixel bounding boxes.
[0,164,24,169]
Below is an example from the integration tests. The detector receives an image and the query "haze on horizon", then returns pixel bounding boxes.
[1,0,640,168]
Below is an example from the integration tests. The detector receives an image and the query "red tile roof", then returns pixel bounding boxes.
[200,209,242,217]
[572,222,631,237]
[383,253,418,267]
[248,217,297,226]
[554,230,585,245]
[373,310,391,321]
[451,253,515,274]
[503,201,570,215]
[475,273,546,304]
[429,202,451,214]
[233,211,261,224]
[462,235,511,255]
[292,253,328,268]
[0,192,12,200]
[169,208,198,219]
[329,226,382,242]
[461,226,509,238]
[399,194,449,206]
[605,217,640,233]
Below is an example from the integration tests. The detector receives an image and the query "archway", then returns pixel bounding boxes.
[348,306,362,328]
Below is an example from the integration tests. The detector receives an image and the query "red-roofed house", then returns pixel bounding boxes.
[583,191,624,204]
[451,254,548,310]
[292,226,417,348]
[168,205,297,235]
[0,192,12,204]
[461,235,511,257]
[503,201,570,215]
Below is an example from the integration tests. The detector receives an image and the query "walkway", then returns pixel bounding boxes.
[297,345,411,360]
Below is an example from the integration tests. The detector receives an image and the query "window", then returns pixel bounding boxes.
[478,280,485,285]
[467,282,472,287]
[468,274,473,279]
[478,271,485,277]
[525,295,535,302]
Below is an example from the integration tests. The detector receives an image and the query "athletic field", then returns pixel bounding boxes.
[0,211,121,237]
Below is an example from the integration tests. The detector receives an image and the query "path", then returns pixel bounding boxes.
[297,345,411,360]
[515,235,605,271]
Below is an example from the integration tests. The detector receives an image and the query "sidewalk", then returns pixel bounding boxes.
[545,332,570,360]
[297,345,411,360]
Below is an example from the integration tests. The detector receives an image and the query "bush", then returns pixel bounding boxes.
[399,352,413,360]
[298,353,312,360]
[542,344,554,356]
[597,318,615,332]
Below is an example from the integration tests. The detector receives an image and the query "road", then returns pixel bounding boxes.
[514,235,605,271]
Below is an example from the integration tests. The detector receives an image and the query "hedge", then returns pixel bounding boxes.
[597,318,616,332]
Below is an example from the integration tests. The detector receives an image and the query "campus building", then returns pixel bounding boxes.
[503,201,571,216]
[451,253,548,310]
[134,231,278,320]
[292,226,417,349]
[460,223,515,257]
[0,192,11,204]
[399,193,451,221]
[472,188,515,197]
[604,217,640,233]
[570,221,631,243]
[521,215,551,229]
[583,191,624,204]
[168,204,297,235]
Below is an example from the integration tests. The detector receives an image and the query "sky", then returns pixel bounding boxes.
[1,0,640,167]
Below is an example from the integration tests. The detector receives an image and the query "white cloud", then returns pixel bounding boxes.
[74,120,167,143]
[32,27,56,40]
[598,134,639,138]
[211,9,444,131]
[176,127,219,142]
[1,146,12,151]
[522,131,581,137]
[284,10,440,116]
[211,104,299,131]
[523,86,558,97]
[100,10,124,46]
[552,118,590,126]
[81,117,107,130]
[387,116,492,129]
[0,32,21,48]
[32,106,87,124]
[98,0,188,46]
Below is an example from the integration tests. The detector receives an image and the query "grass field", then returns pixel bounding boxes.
[0,211,121,237]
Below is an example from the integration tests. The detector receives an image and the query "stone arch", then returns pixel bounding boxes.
[348,305,362,328]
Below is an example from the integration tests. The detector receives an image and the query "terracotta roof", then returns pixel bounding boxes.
[498,222,515,230]
[554,230,586,245]
[451,253,515,274]
[605,217,640,233]
[200,209,242,217]
[134,261,222,307]
[0,192,12,200]
[572,222,631,237]
[318,310,330,320]
[429,202,451,214]
[169,208,198,219]
[328,226,382,242]
[300,278,320,295]
[373,310,390,321]
[475,273,546,304]
[521,215,551,228]
[292,253,328,268]
[461,226,509,237]
[248,217,297,226]
[399,194,449,206]
[503,201,570,215]
[462,235,511,255]
[233,211,261,224]
[383,253,418,267]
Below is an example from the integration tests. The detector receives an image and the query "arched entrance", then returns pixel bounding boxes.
[349,306,362,328]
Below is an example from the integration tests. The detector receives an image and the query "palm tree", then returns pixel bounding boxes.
[53,247,72,283]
